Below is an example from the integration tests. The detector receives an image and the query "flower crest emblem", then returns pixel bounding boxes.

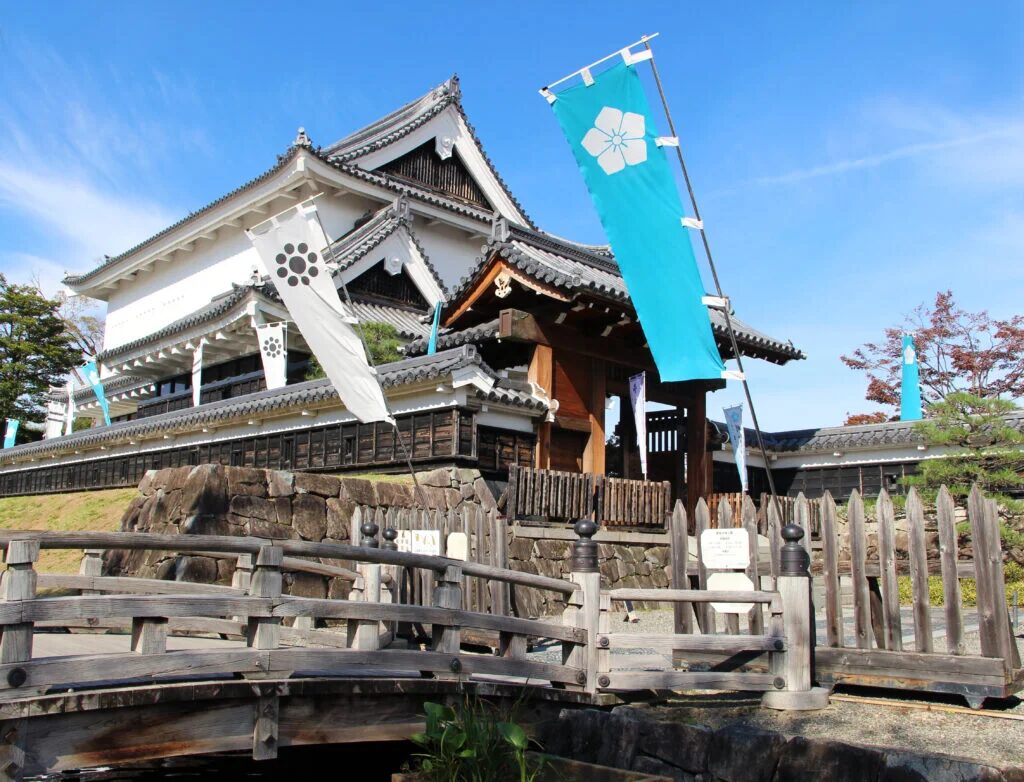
[274,242,320,287]
[262,335,283,359]
[581,107,647,176]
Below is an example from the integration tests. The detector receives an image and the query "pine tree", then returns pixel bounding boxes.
[0,275,81,428]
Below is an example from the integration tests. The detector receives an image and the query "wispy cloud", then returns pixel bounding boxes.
[0,36,207,294]
[749,126,1020,186]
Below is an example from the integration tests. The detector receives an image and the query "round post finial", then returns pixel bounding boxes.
[360,520,380,548]
[571,518,599,573]
[381,527,398,551]
[780,523,809,576]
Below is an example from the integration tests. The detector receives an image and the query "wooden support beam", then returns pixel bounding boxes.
[528,344,553,469]
[582,358,606,475]
[498,308,654,372]
[685,386,710,520]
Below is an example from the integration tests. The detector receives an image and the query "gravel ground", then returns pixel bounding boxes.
[528,609,1024,767]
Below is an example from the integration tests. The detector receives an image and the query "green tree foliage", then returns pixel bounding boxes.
[0,275,81,427]
[905,392,1024,503]
[304,321,404,381]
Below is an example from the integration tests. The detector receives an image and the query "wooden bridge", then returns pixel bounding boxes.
[0,521,819,780]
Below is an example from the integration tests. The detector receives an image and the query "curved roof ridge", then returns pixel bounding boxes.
[323,76,461,161]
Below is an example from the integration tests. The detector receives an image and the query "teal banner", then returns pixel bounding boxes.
[900,335,922,421]
[2,419,18,449]
[83,359,112,426]
[548,60,724,381]
[427,301,442,355]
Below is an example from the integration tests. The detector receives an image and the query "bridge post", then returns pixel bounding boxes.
[247,545,283,651]
[432,564,463,680]
[349,521,382,651]
[78,549,104,596]
[567,519,601,694]
[762,524,829,711]
[1,540,39,667]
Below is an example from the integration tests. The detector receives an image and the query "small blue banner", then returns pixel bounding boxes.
[547,59,725,381]
[2,419,18,449]
[722,403,747,493]
[427,301,442,355]
[83,359,112,426]
[900,335,923,421]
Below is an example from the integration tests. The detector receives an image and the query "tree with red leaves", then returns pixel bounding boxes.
[842,291,1024,417]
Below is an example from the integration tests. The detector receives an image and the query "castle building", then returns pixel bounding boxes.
[0,76,803,502]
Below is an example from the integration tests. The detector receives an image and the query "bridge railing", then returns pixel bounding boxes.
[0,529,585,702]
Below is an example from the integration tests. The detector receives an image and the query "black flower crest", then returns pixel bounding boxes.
[262,335,283,358]
[274,242,320,287]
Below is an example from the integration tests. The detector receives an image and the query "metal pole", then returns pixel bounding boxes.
[642,39,782,515]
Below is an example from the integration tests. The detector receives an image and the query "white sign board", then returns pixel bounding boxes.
[395,530,442,556]
[707,572,755,614]
[700,528,750,570]
[411,529,441,557]
[445,532,468,561]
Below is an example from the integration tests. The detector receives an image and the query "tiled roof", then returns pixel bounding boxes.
[328,202,447,297]
[95,285,269,363]
[323,76,533,228]
[447,227,805,364]
[51,374,152,404]
[1,346,547,464]
[404,318,499,357]
[64,149,301,287]
[762,410,1024,453]
[348,300,430,340]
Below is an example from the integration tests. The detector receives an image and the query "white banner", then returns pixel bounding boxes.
[723,403,747,493]
[628,371,648,478]
[63,380,75,436]
[192,339,204,407]
[257,322,288,390]
[247,203,392,424]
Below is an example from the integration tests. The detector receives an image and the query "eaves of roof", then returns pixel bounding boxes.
[1,346,545,465]
[404,318,500,357]
[64,148,301,287]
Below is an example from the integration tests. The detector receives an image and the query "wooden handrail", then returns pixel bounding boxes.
[0,531,577,596]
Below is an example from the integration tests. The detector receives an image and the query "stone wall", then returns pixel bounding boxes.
[540,706,1024,782]
[509,531,671,618]
[107,463,496,600]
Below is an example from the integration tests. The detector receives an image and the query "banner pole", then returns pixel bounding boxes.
[642,39,782,513]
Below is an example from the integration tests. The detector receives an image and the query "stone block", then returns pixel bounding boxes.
[249,520,295,540]
[120,495,146,531]
[268,470,295,498]
[294,471,341,497]
[292,493,327,541]
[136,494,158,529]
[638,718,712,773]
[880,751,1007,782]
[417,467,453,488]
[535,539,568,560]
[137,470,158,496]
[596,709,643,769]
[328,576,352,601]
[456,468,479,485]
[444,488,462,509]
[162,465,193,492]
[474,477,498,511]
[229,494,275,521]
[274,497,292,526]
[339,477,376,506]
[174,556,219,584]
[182,514,230,537]
[150,488,183,528]
[563,709,609,764]
[181,464,229,516]
[707,725,786,782]
[775,737,884,782]
[227,467,268,497]
[326,497,356,540]
[154,558,176,581]
[215,558,234,585]
[509,537,534,560]
[644,546,670,567]
[377,481,414,508]
[286,572,328,599]
[632,756,693,782]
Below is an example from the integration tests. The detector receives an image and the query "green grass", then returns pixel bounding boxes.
[0,489,135,574]
[897,561,1024,607]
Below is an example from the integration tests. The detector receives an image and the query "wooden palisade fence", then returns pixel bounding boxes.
[696,485,1022,704]
[506,465,671,528]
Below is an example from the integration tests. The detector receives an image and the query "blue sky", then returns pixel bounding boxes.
[0,3,1020,430]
